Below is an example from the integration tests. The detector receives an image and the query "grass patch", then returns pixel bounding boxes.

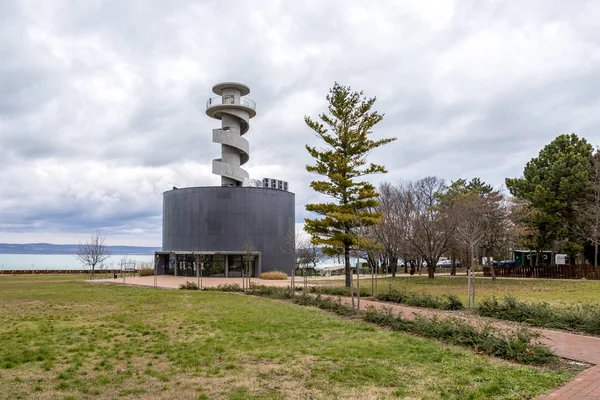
[325,276,600,307]
[477,296,600,335]
[258,271,288,280]
[0,275,579,399]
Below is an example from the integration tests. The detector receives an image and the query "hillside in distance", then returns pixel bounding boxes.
[0,243,160,255]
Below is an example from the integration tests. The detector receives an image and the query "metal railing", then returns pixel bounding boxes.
[206,96,256,110]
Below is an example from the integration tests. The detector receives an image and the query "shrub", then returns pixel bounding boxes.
[308,285,372,297]
[477,296,600,336]
[247,284,292,299]
[137,268,154,277]
[445,295,464,311]
[363,307,554,365]
[306,287,464,310]
[376,290,464,310]
[259,271,288,280]
[179,282,199,290]
[213,284,243,292]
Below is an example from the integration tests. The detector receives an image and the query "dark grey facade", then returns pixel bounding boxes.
[162,186,295,275]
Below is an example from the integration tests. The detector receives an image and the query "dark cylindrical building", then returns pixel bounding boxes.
[161,186,294,276]
[156,82,295,278]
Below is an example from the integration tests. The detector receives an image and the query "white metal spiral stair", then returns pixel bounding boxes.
[206,82,256,186]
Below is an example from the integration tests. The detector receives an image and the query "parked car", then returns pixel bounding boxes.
[435,259,464,268]
[436,259,452,268]
[499,260,516,267]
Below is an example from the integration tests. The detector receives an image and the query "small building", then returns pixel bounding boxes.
[513,250,568,266]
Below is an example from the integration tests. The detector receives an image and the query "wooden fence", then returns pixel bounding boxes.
[483,265,600,280]
[0,269,133,275]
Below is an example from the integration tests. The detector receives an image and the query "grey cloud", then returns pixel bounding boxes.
[1,0,600,245]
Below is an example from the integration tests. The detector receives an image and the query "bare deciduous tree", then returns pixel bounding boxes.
[375,183,404,277]
[194,252,211,289]
[302,240,323,270]
[405,177,455,279]
[283,230,308,270]
[75,234,110,279]
[454,194,487,272]
[480,191,510,279]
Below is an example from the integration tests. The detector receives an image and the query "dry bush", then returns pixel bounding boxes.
[138,268,154,277]
[259,271,288,280]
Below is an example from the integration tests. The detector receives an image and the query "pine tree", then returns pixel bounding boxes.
[506,133,594,264]
[304,83,396,287]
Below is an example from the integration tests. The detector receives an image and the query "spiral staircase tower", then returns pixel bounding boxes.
[206,82,256,186]
[159,81,295,277]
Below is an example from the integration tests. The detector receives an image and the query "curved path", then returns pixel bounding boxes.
[337,297,600,399]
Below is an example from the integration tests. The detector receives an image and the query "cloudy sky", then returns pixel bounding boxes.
[1,0,600,246]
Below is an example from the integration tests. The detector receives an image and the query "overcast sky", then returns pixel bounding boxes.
[1,0,600,246]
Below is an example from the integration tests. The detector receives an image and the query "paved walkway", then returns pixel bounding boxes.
[95,276,600,399]
[93,275,302,289]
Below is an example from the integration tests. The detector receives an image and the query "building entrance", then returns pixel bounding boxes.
[227,255,255,277]
[155,252,259,277]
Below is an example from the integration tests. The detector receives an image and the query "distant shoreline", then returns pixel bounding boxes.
[0,243,159,255]
[0,254,155,270]
[0,252,155,256]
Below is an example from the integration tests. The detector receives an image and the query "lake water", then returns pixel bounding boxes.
[0,254,154,271]
[0,254,366,271]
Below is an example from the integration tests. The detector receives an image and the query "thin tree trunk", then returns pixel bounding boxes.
[291,266,295,297]
[428,259,435,279]
[350,269,355,310]
[357,269,360,313]
[390,256,398,278]
[344,244,351,287]
[467,268,471,309]
[487,250,497,281]
[469,243,474,274]
[371,265,375,297]
[472,269,476,306]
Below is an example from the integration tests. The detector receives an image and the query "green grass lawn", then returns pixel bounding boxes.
[337,276,600,307]
[0,275,578,399]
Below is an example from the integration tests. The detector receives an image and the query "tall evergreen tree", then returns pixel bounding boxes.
[304,83,396,287]
[506,133,594,263]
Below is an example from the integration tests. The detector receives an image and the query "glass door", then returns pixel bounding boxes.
[228,255,243,277]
